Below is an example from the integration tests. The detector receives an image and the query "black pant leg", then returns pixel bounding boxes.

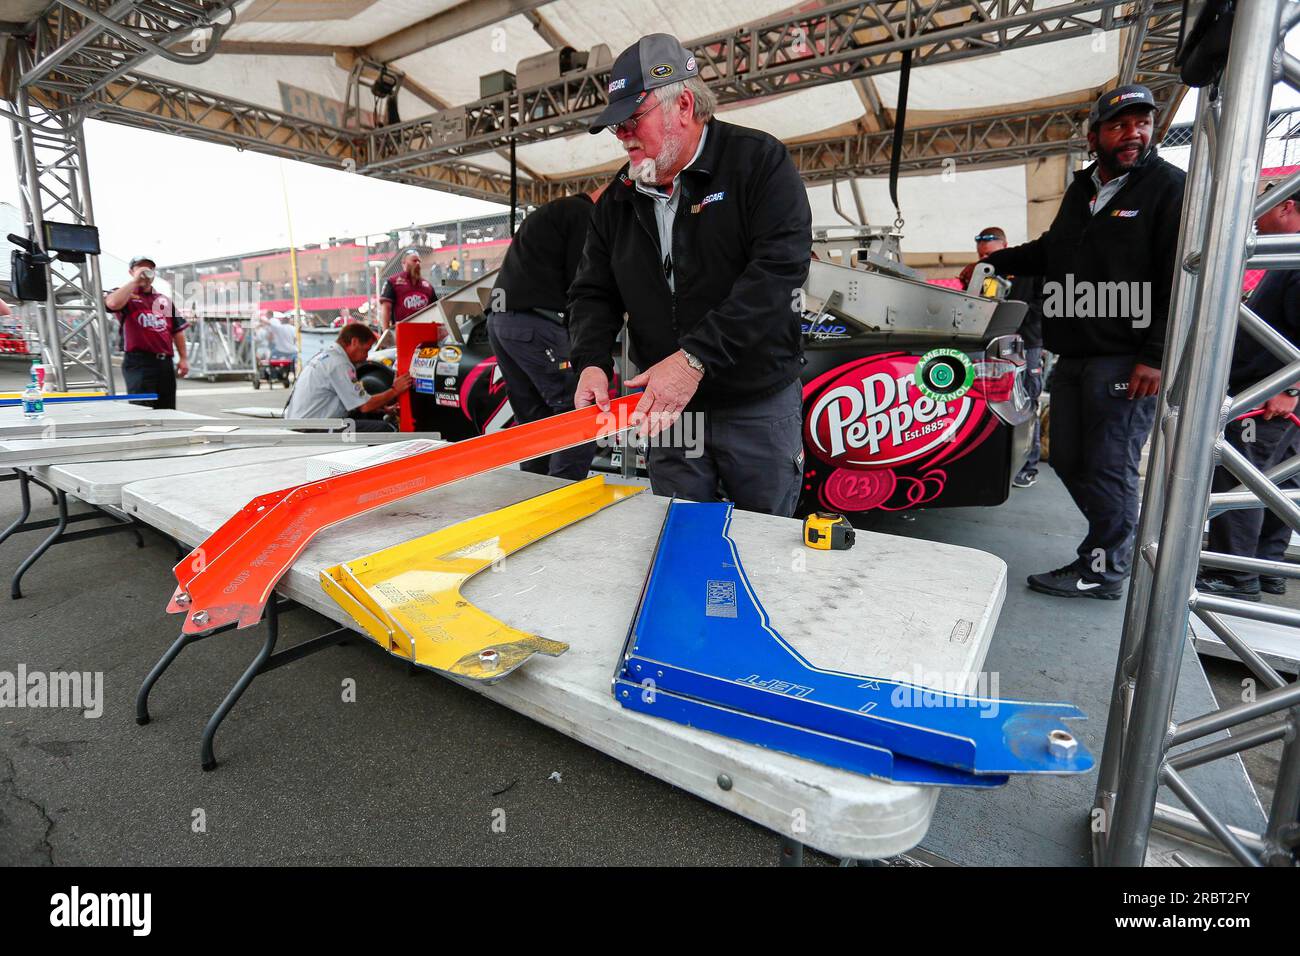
[488,313,553,476]
[528,318,595,480]
[710,381,806,517]
[1046,357,1090,534]
[1058,356,1156,584]
[154,359,177,410]
[1209,417,1291,584]
[123,354,165,410]
[1256,427,1300,564]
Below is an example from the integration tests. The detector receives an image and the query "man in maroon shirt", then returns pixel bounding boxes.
[379,249,436,329]
[105,255,189,409]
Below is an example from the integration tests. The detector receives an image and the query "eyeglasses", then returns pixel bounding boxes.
[612,99,666,136]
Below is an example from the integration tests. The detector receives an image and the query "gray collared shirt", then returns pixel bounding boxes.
[634,125,709,292]
[284,341,367,419]
[1090,166,1130,216]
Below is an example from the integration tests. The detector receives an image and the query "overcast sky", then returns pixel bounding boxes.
[0,118,507,272]
[2,61,1298,277]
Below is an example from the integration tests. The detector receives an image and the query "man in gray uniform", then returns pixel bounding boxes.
[285,322,410,431]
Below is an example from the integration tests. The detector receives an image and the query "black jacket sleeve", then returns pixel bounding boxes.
[678,143,811,374]
[564,201,592,292]
[1138,175,1186,369]
[568,197,625,377]
[984,236,1049,278]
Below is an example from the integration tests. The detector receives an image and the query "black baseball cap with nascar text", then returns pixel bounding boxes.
[1090,84,1156,125]
[588,33,699,134]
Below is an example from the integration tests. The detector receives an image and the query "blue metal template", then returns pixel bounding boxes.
[615,501,1092,778]
[614,678,1008,788]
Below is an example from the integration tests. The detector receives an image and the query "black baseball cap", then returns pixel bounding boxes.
[588,33,699,134]
[1090,84,1156,125]
[128,255,156,270]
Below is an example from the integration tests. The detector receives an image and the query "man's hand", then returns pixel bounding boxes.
[1262,392,1299,421]
[626,350,704,437]
[176,357,189,378]
[1128,362,1162,400]
[574,366,611,412]
[392,373,412,395]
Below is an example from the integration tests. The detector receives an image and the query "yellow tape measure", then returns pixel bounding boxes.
[803,512,855,551]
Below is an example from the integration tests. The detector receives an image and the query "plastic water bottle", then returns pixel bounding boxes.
[22,369,44,420]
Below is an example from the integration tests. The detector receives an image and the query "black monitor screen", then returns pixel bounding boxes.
[42,221,101,254]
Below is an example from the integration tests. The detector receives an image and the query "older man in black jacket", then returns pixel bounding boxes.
[982,84,1186,600]
[569,33,812,516]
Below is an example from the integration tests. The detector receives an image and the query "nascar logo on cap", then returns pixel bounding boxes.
[650,63,674,78]
[1110,90,1146,105]
[608,77,627,93]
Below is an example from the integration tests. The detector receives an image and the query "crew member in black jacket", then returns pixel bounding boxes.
[569,33,813,516]
[1200,184,1300,600]
[982,84,1186,599]
[489,184,606,480]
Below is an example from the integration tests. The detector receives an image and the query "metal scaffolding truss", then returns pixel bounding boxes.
[6,57,115,392]
[361,0,1180,178]
[784,101,1089,185]
[2,0,242,391]
[1094,0,1300,867]
[1121,1,1185,128]
[9,1,1188,206]
[19,0,239,100]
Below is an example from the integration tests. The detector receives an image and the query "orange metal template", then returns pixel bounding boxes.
[170,396,640,634]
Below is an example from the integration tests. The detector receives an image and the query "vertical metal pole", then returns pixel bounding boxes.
[72,114,116,393]
[1093,90,1215,863]
[1107,0,1284,867]
[1262,710,1300,863]
[13,80,63,392]
[509,135,518,237]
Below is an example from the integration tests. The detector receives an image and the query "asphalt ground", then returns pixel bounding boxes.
[0,358,1285,865]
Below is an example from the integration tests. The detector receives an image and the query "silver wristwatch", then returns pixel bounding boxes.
[682,350,705,373]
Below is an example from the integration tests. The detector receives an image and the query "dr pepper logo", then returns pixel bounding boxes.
[805,353,987,469]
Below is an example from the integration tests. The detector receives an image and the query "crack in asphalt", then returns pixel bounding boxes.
[0,746,55,866]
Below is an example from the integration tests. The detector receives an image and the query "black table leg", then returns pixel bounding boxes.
[136,630,204,725]
[0,470,32,549]
[200,602,281,772]
[779,836,804,867]
[12,489,67,599]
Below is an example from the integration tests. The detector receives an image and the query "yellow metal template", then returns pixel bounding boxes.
[321,476,644,681]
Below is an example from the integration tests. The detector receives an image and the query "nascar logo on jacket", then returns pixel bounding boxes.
[690,191,725,214]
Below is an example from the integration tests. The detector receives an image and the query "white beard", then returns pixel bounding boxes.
[629,125,686,187]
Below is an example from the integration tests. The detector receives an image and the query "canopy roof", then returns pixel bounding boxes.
[4,1,1188,254]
